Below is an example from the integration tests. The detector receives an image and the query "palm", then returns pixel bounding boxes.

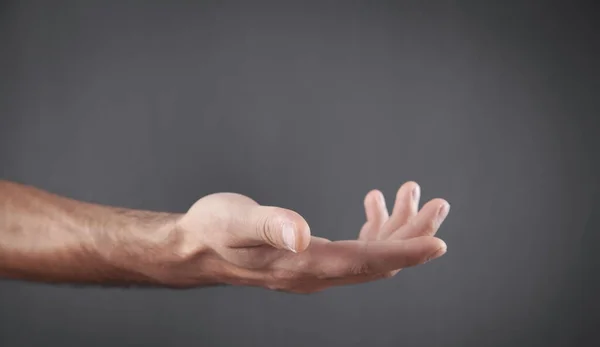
[181,182,449,293]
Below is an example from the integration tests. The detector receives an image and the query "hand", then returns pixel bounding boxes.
[152,182,450,293]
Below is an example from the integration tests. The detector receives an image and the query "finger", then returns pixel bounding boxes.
[358,190,389,240]
[318,271,394,290]
[245,205,312,253]
[390,199,450,240]
[310,236,332,244]
[284,271,391,294]
[378,181,420,240]
[301,237,447,279]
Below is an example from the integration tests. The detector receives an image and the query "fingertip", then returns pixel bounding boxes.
[436,238,447,254]
[401,180,419,191]
[427,238,447,261]
[280,209,311,253]
[404,236,447,257]
[256,206,311,253]
[397,181,418,197]
[295,218,312,252]
[418,198,450,220]
[428,198,450,208]
[365,189,384,208]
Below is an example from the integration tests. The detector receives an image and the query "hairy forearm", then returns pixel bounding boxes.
[0,180,184,285]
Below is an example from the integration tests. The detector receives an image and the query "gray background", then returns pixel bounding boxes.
[0,1,598,346]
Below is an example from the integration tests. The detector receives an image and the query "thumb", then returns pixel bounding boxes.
[246,206,311,253]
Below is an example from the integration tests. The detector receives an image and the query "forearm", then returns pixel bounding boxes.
[0,180,183,285]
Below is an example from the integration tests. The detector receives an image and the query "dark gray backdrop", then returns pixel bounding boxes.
[0,1,598,346]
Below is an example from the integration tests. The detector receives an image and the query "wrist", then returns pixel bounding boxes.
[90,209,185,286]
[92,207,225,288]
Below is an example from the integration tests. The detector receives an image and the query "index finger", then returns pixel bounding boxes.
[300,236,447,279]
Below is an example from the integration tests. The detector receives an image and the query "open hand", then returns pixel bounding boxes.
[158,181,450,293]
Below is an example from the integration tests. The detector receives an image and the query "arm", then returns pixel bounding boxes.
[0,179,450,293]
[0,180,183,285]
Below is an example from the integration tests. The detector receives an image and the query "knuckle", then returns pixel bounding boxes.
[350,242,373,276]
[349,261,372,276]
[256,215,276,245]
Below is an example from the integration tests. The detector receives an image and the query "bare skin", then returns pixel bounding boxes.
[0,179,449,293]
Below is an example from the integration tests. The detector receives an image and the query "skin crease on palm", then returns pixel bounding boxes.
[170,181,450,294]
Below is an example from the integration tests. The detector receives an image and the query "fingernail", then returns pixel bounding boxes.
[412,185,420,202]
[282,222,297,253]
[378,192,386,209]
[437,203,450,224]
